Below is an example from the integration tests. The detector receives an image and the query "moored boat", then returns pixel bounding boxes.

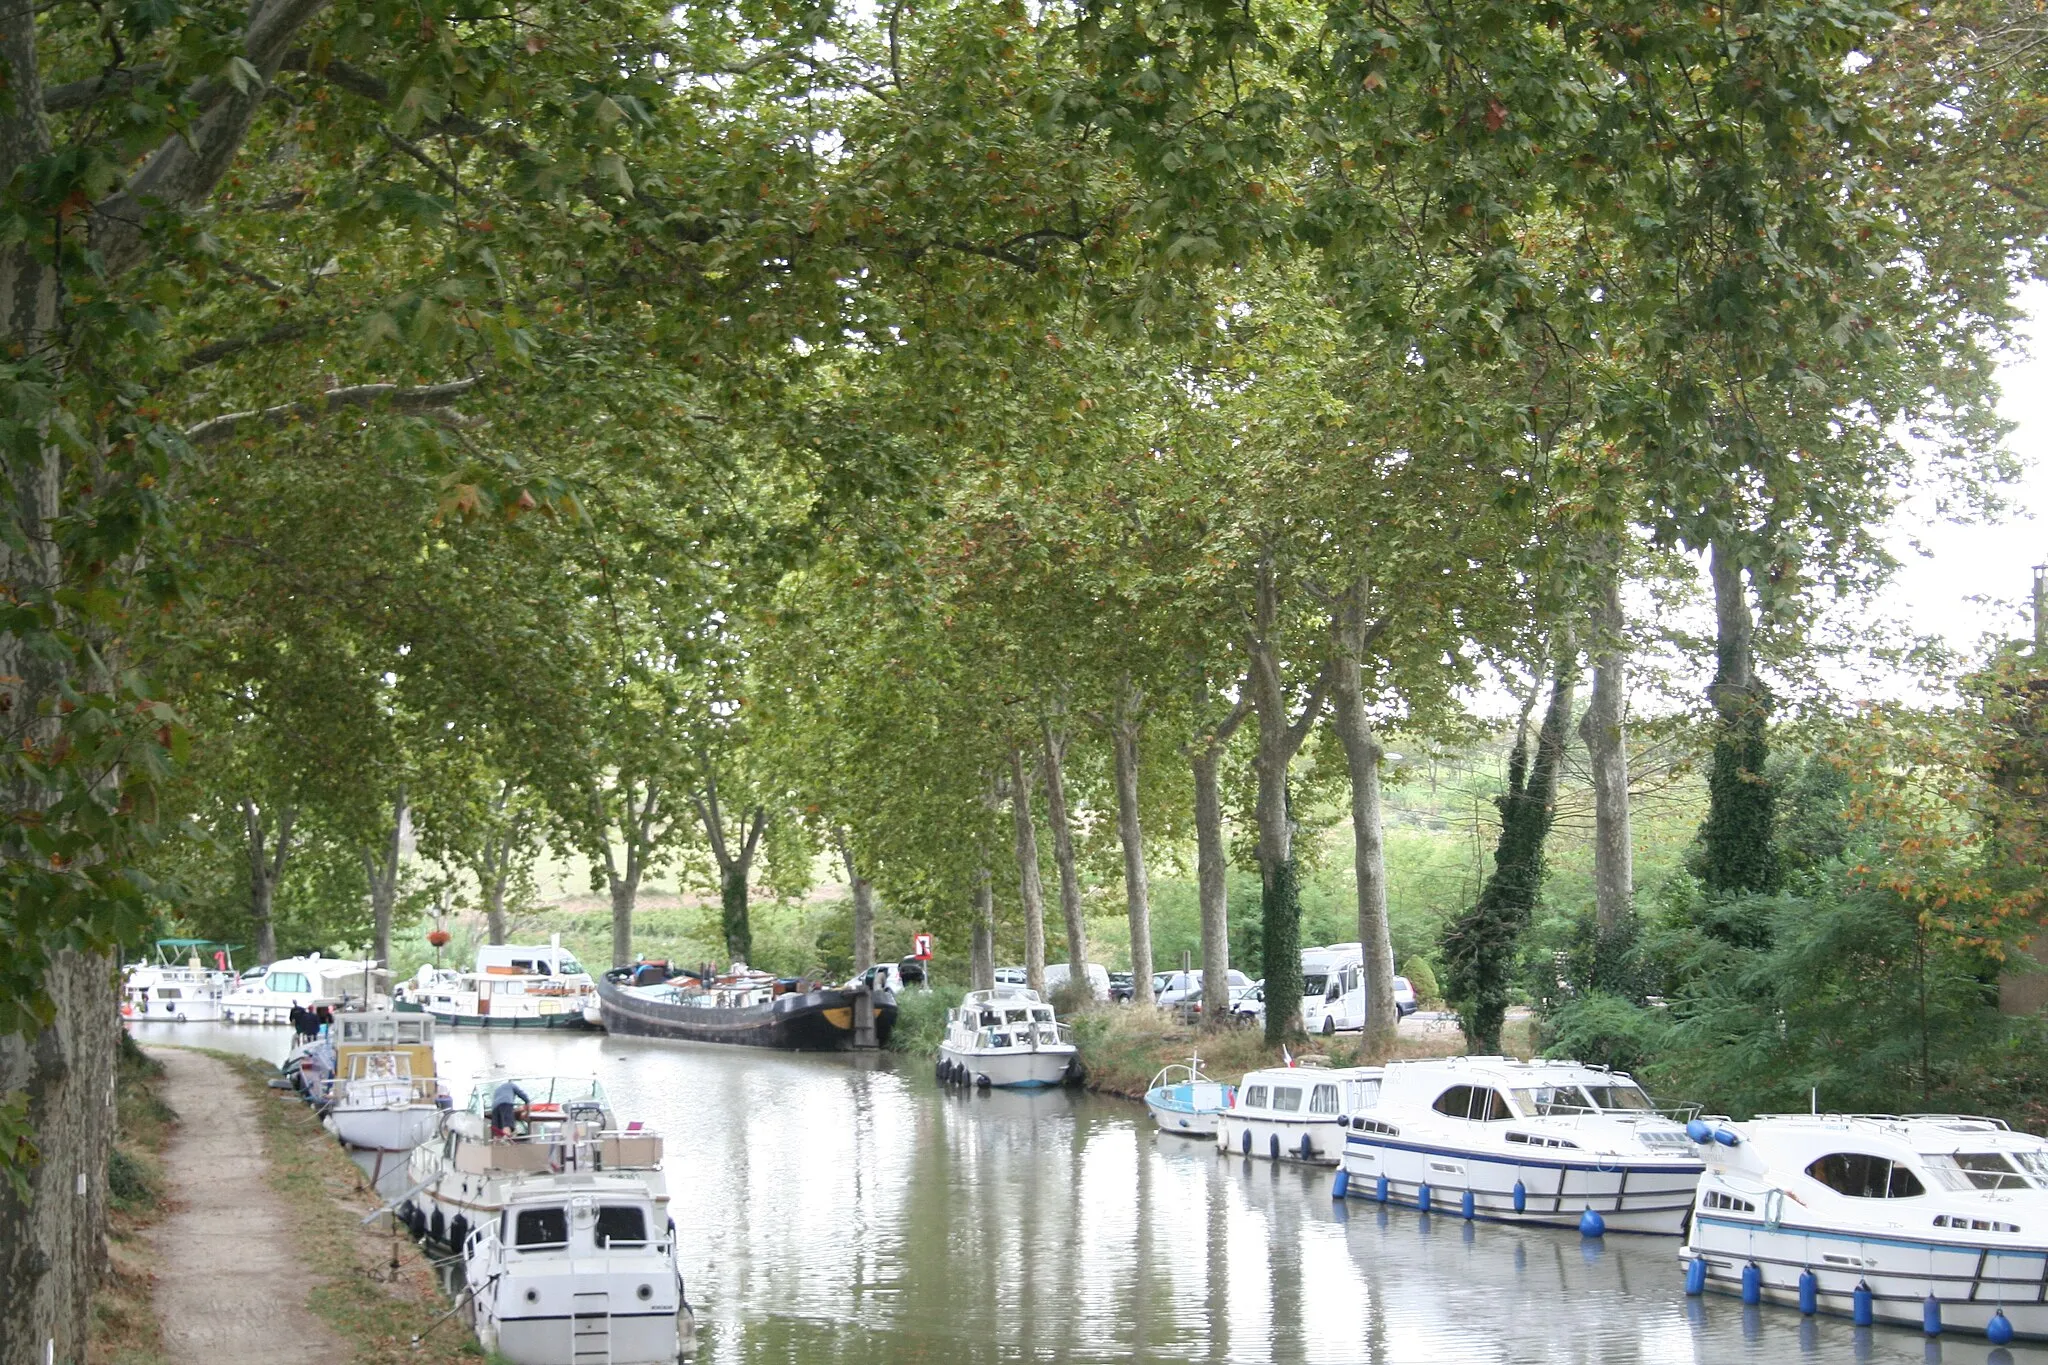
[403,1075,666,1251]
[416,937,597,1029]
[1682,1113,2048,1340]
[1217,1062,1380,1164]
[463,1172,692,1365]
[937,986,1076,1088]
[597,962,895,1050]
[221,954,388,1023]
[1335,1056,1703,1232]
[325,1009,445,1151]
[1145,1055,1235,1137]
[121,939,238,1022]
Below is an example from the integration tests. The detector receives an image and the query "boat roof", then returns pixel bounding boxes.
[1238,1064,1382,1085]
[155,938,239,949]
[1741,1114,2030,1146]
[1382,1055,1646,1088]
[500,1171,661,1202]
[959,987,1045,1006]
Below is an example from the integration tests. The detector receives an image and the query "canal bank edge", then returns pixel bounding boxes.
[206,1051,486,1364]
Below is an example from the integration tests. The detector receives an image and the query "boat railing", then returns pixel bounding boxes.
[340,1074,443,1107]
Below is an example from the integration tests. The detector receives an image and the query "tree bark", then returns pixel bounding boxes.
[1007,745,1048,995]
[242,800,296,965]
[360,787,407,970]
[688,766,765,966]
[1327,577,1398,1054]
[1039,717,1090,989]
[840,836,877,973]
[1106,689,1154,1006]
[0,951,118,1365]
[474,782,525,946]
[972,867,996,992]
[596,778,661,969]
[1701,537,1780,895]
[1580,563,1634,931]
[1189,692,1248,1026]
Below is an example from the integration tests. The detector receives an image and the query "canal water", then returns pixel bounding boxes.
[137,1018,2047,1365]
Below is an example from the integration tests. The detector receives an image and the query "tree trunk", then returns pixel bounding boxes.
[1109,694,1154,1007]
[1328,578,1399,1054]
[1580,563,1634,931]
[687,770,763,968]
[972,867,996,992]
[0,952,118,1365]
[721,866,753,966]
[1701,537,1780,895]
[841,838,877,973]
[1040,718,1090,988]
[609,871,640,970]
[361,787,407,970]
[478,783,523,946]
[243,800,296,965]
[1190,695,1248,1028]
[1008,746,1048,995]
[1247,556,1327,1043]
[1440,639,1578,1053]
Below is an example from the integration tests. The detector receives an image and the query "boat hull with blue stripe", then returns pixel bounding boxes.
[1682,1113,2048,1340]
[1336,1056,1704,1234]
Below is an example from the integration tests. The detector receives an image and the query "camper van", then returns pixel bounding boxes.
[1299,944,1416,1034]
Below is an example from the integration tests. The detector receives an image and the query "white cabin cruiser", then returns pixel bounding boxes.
[938,987,1077,1089]
[1335,1056,1703,1233]
[221,954,388,1023]
[1218,1063,1381,1164]
[403,1076,665,1251]
[122,939,237,1022]
[463,1173,692,1365]
[1682,1113,2048,1340]
[416,938,596,1029]
[1145,1056,1236,1138]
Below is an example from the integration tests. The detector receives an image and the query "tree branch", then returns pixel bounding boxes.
[183,377,480,446]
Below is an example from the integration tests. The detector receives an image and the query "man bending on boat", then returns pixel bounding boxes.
[490,1080,531,1139]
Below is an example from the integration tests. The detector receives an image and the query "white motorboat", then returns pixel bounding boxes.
[403,1076,666,1250]
[1682,1113,2048,1340]
[1144,1056,1236,1138]
[415,938,596,1029]
[221,953,388,1023]
[1217,1062,1380,1164]
[326,1010,444,1151]
[121,939,238,1022]
[1335,1056,1704,1233]
[937,987,1077,1088]
[463,1172,693,1365]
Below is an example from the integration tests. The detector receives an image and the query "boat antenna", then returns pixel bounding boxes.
[1811,1087,1818,1115]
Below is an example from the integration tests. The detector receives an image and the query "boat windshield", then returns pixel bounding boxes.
[1511,1085,1595,1116]
[1941,1153,2034,1190]
[2013,1150,2048,1183]
[1582,1083,1655,1112]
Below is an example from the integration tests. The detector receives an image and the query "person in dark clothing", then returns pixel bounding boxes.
[288,1004,306,1038]
[315,1005,333,1031]
[490,1079,532,1138]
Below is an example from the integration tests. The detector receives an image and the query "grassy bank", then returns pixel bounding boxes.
[1066,1008,1534,1100]
[212,1053,484,1364]
[89,1034,177,1365]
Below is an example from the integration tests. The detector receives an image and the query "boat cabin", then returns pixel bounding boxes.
[948,988,1064,1050]
[1232,1065,1380,1122]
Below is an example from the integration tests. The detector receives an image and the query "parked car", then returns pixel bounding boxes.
[1230,981,1265,1025]
[1108,971,1135,1003]
[995,963,1112,1001]
[1155,969,1254,1008]
[1393,974,1418,1018]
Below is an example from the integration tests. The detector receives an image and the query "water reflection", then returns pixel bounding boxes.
[138,1020,2048,1364]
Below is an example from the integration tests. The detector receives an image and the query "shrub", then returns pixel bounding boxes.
[1543,992,1670,1076]
[1400,955,1440,1005]
[886,984,953,1056]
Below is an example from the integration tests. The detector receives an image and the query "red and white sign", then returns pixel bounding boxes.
[912,933,934,961]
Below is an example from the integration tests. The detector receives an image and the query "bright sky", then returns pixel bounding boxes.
[1877,280,2048,665]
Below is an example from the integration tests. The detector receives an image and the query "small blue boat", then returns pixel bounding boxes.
[1145,1056,1235,1138]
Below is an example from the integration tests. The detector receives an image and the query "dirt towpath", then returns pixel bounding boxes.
[145,1046,344,1365]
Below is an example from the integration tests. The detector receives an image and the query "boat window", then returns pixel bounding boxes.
[159,987,182,1000]
[1310,1085,1340,1115]
[1511,1085,1594,1116]
[514,1207,569,1248]
[594,1206,647,1247]
[1006,1009,1029,1024]
[1806,1153,1927,1199]
[1033,1009,1053,1022]
[561,959,584,976]
[2012,1151,2048,1183]
[1433,1085,1474,1118]
[1583,1084,1655,1112]
[1950,1154,2033,1190]
[1243,1085,1269,1109]
[1473,1089,1513,1122]
[268,972,310,994]
[1271,1087,1303,1113]
[1348,1079,1381,1110]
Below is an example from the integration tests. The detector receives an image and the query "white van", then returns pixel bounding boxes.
[1299,945,1419,1033]
[1000,962,1111,1002]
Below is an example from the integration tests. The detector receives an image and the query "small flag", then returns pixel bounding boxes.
[1282,1046,1294,1068]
